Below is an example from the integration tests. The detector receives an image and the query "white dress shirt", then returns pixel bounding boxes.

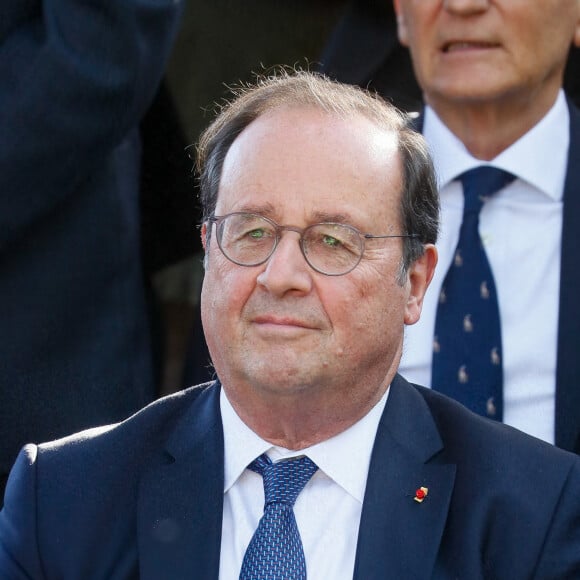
[218,386,389,580]
[400,91,569,444]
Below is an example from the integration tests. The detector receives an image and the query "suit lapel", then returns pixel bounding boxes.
[138,384,224,580]
[556,99,580,453]
[353,375,456,579]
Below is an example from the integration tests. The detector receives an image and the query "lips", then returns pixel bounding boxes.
[252,315,314,329]
[442,40,499,53]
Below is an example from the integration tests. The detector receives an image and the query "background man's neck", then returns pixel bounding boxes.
[427,87,562,160]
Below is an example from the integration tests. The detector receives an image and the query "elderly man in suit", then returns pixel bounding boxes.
[390,0,580,453]
[1,71,579,579]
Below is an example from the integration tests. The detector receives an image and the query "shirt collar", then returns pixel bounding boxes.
[423,90,570,202]
[221,385,389,503]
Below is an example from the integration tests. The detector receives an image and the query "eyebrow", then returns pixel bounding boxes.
[232,202,278,217]
[310,211,354,224]
[225,205,359,228]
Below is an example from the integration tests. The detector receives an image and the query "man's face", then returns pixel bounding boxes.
[200,107,432,408]
[394,0,580,109]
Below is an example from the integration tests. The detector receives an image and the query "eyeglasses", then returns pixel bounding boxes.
[208,212,418,276]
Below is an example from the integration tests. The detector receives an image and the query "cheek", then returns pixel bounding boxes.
[357,274,407,327]
[326,269,404,330]
[201,255,256,327]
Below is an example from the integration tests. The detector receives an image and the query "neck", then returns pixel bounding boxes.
[427,87,561,160]
[224,373,393,450]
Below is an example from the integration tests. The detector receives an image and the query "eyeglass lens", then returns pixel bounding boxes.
[215,213,363,275]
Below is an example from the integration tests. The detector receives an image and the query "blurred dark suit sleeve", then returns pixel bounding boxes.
[0,0,183,249]
[0,0,184,502]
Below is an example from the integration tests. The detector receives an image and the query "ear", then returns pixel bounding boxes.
[393,0,410,47]
[201,222,208,250]
[404,244,438,326]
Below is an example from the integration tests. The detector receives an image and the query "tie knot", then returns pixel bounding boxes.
[249,454,318,507]
[458,166,516,213]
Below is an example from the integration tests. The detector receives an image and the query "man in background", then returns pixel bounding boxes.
[392,0,580,453]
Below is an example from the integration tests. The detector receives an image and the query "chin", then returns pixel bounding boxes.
[245,361,329,393]
[430,74,516,105]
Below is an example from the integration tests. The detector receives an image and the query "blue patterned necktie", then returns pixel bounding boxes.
[239,454,318,580]
[431,166,516,420]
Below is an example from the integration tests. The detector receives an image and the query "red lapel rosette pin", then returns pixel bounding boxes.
[414,486,429,503]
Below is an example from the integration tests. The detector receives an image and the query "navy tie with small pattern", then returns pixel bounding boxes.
[431,166,516,420]
[239,454,318,580]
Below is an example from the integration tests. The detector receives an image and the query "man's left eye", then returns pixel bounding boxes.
[322,235,341,247]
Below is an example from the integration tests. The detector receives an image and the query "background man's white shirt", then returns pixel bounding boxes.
[400,91,569,444]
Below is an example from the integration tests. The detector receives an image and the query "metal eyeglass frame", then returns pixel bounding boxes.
[208,212,419,276]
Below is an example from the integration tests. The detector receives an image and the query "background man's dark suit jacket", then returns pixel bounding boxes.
[0,0,184,496]
[1,375,579,579]
[556,100,580,453]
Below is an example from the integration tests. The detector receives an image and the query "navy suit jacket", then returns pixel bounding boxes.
[1,375,579,579]
[0,0,183,486]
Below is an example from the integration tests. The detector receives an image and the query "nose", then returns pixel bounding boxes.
[443,0,489,14]
[256,231,313,296]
